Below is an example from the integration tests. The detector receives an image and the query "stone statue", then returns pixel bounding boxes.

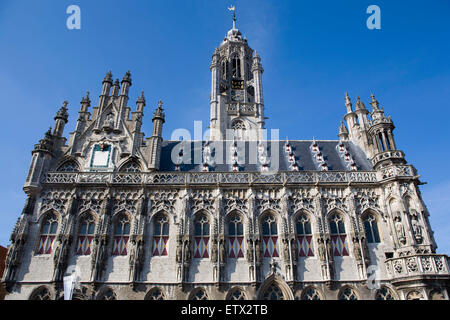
[395,216,406,245]
[317,238,326,262]
[219,240,226,264]
[283,239,290,262]
[129,242,136,266]
[136,240,145,268]
[176,240,183,264]
[105,113,114,127]
[352,237,362,261]
[184,241,191,263]
[255,240,261,263]
[53,241,62,268]
[411,218,423,244]
[211,238,218,263]
[246,239,254,262]
[291,239,298,263]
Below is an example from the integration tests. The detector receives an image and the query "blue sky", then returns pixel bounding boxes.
[0,0,449,254]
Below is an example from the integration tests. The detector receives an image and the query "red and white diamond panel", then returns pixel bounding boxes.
[331,235,349,256]
[194,236,209,258]
[153,236,169,256]
[76,236,94,255]
[263,236,279,258]
[297,235,314,257]
[228,236,244,258]
[112,236,129,256]
[37,235,55,255]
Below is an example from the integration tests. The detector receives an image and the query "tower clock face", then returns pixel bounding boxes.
[232,80,244,89]
[231,90,244,101]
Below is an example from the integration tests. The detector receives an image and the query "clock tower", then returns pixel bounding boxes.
[209,12,265,141]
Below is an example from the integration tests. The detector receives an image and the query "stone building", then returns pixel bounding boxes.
[2,18,449,301]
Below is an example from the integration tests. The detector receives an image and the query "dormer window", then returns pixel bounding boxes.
[175,164,180,171]
[285,144,291,153]
[233,164,239,172]
[202,164,209,172]
[344,153,351,162]
[351,163,357,171]
[292,163,299,171]
[312,144,318,153]
[262,164,269,172]
[339,144,345,153]
[321,163,328,171]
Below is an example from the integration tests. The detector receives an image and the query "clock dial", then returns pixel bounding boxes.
[231,90,244,102]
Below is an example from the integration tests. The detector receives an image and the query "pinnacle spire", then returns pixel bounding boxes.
[370,93,380,110]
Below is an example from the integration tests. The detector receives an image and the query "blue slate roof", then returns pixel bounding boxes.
[159,140,373,172]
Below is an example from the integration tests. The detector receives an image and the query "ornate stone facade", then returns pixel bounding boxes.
[1,21,449,301]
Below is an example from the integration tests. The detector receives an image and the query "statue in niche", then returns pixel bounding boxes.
[411,217,423,244]
[105,113,114,128]
[219,240,226,264]
[211,238,218,263]
[317,237,326,262]
[394,216,407,245]
[176,239,183,263]
[246,239,254,262]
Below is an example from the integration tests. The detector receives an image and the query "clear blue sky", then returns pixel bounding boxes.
[0,0,449,254]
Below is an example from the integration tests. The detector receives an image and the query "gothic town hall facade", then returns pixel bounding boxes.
[2,23,450,301]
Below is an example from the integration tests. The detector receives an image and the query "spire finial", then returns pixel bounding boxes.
[158,100,163,109]
[228,5,236,29]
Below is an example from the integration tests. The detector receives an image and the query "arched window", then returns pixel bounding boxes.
[262,214,279,258]
[232,56,241,78]
[296,214,314,257]
[153,214,169,256]
[301,287,321,300]
[76,214,95,255]
[221,61,227,80]
[429,289,445,300]
[364,214,381,243]
[57,161,79,172]
[30,287,52,300]
[194,214,210,259]
[99,289,117,300]
[228,214,244,258]
[145,288,165,300]
[229,288,246,300]
[191,289,208,300]
[263,283,284,300]
[119,160,141,172]
[37,213,58,255]
[339,287,358,300]
[329,213,349,256]
[112,214,130,256]
[231,120,246,141]
[375,287,396,300]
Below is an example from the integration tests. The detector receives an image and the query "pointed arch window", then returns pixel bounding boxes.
[153,214,169,256]
[232,56,241,78]
[57,161,79,172]
[112,214,130,256]
[262,283,284,300]
[329,213,349,256]
[120,160,141,172]
[364,214,381,243]
[296,214,314,257]
[146,288,165,300]
[191,289,208,300]
[30,287,52,300]
[375,287,396,300]
[99,289,117,300]
[339,287,358,300]
[194,214,210,259]
[301,287,321,300]
[262,214,279,258]
[229,288,246,300]
[76,214,95,255]
[231,120,246,141]
[228,214,244,258]
[37,213,58,255]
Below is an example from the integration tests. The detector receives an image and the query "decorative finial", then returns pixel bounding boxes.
[370,93,380,110]
[158,100,163,109]
[228,5,236,29]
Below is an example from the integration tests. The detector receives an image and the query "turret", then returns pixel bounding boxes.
[52,101,69,137]
[147,100,165,170]
[367,94,405,168]
[338,121,349,141]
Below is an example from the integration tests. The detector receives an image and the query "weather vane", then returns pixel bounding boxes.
[228,5,236,29]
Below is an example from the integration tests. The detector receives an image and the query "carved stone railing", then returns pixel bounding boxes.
[371,150,405,167]
[385,254,449,280]
[379,165,415,180]
[42,171,379,186]
[226,103,256,116]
